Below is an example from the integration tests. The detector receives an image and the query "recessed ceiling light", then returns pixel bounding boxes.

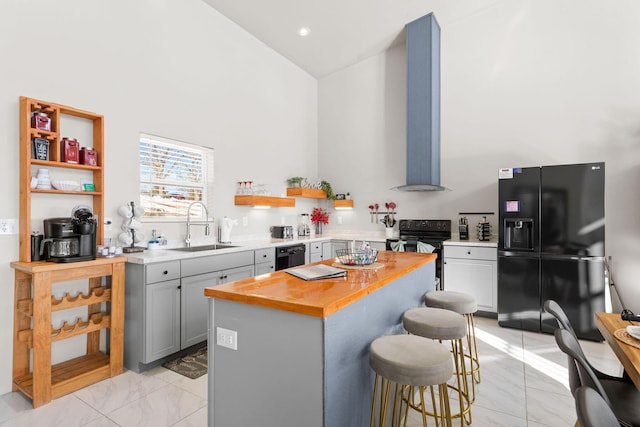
[298,27,310,37]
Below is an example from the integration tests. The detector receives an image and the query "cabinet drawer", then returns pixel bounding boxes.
[254,248,275,264]
[444,246,497,261]
[146,261,181,284]
[310,243,322,254]
[181,251,254,277]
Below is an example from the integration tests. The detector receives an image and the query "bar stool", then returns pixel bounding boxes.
[369,334,453,427]
[424,291,480,400]
[403,307,472,426]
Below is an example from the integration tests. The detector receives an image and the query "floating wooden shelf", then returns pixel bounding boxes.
[333,200,354,209]
[286,187,327,199]
[234,195,295,207]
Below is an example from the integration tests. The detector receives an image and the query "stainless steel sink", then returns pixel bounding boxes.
[169,244,238,252]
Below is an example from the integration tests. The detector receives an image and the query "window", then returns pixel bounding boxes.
[139,133,214,219]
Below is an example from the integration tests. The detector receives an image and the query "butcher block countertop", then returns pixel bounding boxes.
[204,251,436,318]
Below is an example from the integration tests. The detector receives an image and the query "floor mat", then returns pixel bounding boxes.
[162,346,208,379]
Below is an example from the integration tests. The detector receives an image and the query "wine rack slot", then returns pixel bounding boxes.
[51,287,111,311]
[51,313,110,342]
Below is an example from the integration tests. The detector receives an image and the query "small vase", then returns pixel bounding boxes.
[315,222,323,235]
[385,227,394,238]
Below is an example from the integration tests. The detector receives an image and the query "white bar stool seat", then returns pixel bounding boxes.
[369,334,454,427]
[403,307,472,426]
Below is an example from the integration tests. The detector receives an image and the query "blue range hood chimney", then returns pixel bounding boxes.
[395,13,445,191]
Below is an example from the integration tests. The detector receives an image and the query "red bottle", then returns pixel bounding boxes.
[61,138,79,164]
[80,147,97,166]
[31,112,51,131]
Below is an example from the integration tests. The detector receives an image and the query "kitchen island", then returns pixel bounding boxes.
[204,251,436,427]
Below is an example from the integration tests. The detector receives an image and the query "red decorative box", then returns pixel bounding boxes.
[31,112,51,131]
[80,147,97,166]
[61,138,80,164]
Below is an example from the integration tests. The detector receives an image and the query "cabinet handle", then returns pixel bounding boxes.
[177,285,181,289]
[223,275,228,279]
[163,270,168,275]
[467,251,471,255]
[262,254,267,258]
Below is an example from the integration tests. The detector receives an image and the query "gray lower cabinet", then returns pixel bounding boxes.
[124,250,255,372]
[309,242,322,263]
[254,247,275,275]
[181,264,255,348]
[145,278,181,362]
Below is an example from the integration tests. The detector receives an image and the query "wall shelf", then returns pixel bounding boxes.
[234,195,295,207]
[286,187,327,199]
[333,200,354,209]
[19,96,104,262]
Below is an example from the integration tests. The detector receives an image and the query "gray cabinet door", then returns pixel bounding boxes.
[224,265,255,283]
[181,265,254,349]
[181,272,222,349]
[255,262,274,275]
[145,279,181,362]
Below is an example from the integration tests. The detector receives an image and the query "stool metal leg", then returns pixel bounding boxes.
[450,338,472,425]
[465,313,481,386]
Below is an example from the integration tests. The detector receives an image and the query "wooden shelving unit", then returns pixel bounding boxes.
[234,195,295,207]
[19,96,104,262]
[12,97,122,408]
[286,187,327,198]
[11,258,126,408]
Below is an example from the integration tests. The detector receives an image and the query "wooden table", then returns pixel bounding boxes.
[594,312,640,389]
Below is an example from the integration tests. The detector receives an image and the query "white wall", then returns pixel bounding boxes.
[319,0,640,310]
[0,0,317,394]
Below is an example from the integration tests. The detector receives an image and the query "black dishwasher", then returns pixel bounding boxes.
[275,244,306,271]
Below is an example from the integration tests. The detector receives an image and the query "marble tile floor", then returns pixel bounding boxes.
[0,317,622,427]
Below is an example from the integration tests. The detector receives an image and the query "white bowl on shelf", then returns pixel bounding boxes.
[51,180,81,191]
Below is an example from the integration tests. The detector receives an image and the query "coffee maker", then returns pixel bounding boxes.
[41,206,96,262]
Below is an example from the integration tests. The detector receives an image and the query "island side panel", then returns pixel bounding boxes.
[209,299,324,427]
[324,261,435,427]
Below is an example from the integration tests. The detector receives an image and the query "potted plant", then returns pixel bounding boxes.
[286,176,304,188]
[320,180,335,200]
[346,192,351,200]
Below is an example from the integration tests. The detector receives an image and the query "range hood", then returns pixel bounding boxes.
[395,13,445,192]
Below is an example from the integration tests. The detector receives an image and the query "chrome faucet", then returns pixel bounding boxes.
[185,201,212,247]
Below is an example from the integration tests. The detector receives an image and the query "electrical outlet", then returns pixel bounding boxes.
[0,219,17,235]
[242,216,248,226]
[280,216,285,225]
[337,216,343,225]
[216,327,237,350]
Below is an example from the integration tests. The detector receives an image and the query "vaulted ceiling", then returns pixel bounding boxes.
[202,0,500,78]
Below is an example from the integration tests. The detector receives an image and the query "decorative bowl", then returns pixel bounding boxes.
[51,180,81,191]
[336,248,378,266]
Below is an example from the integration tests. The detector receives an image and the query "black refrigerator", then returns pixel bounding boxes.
[497,163,606,341]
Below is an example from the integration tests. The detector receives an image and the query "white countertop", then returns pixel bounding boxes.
[121,230,501,264]
[444,236,498,248]
[122,232,388,264]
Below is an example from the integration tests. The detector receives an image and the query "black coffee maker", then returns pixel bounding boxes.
[41,206,96,262]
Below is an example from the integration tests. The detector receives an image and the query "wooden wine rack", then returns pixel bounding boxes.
[10,257,126,408]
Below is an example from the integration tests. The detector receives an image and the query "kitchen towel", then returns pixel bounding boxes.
[390,240,406,252]
[417,242,435,253]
